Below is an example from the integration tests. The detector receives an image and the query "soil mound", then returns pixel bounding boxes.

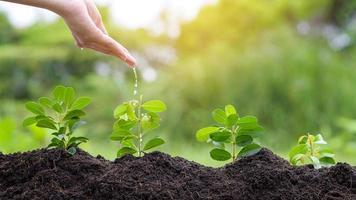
[0,148,355,200]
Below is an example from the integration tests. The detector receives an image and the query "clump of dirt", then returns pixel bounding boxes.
[0,148,355,200]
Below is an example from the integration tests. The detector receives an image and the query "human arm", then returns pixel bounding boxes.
[1,0,137,66]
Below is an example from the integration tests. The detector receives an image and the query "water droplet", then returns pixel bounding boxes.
[132,68,139,98]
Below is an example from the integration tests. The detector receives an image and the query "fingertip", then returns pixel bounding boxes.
[126,54,137,67]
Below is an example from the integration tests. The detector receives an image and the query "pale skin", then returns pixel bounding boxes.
[1,0,137,67]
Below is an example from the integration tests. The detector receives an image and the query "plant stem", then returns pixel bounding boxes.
[308,133,314,156]
[232,126,236,161]
[137,95,143,157]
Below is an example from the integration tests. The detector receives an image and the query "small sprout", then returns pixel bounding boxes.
[23,85,91,155]
[196,104,264,162]
[289,133,336,169]
[111,95,166,158]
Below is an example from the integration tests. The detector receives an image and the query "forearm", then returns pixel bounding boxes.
[1,0,73,16]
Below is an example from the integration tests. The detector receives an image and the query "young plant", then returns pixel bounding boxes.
[23,85,91,155]
[111,95,166,157]
[196,104,264,162]
[289,133,336,169]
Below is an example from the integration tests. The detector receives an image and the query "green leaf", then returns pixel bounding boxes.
[67,147,77,155]
[48,138,65,148]
[52,103,63,113]
[237,116,258,129]
[225,104,237,117]
[210,131,230,142]
[298,135,308,144]
[52,85,66,101]
[47,142,58,148]
[64,110,85,120]
[210,148,231,161]
[68,136,89,147]
[143,138,165,151]
[226,114,238,127]
[309,156,321,169]
[314,134,327,144]
[237,143,261,158]
[319,148,335,158]
[117,147,137,157]
[236,135,253,147]
[141,112,160,131]
[212,109,226,124]
[69,120,87,132]
[38,97,53,108]
[114,119,136,131]
[196,127,220,142]
[288,144,308,159]
[110,130,133,141]
[58,127,66,135]
[64,87,75,106]
[238,125,264,138]
[23,117,37,127]
[25,101,44,115]
[114,103,128,118]
[290,154,305,165]
[121,139,137,149]
[319,157,336,166]
[126,103,137,120]
[70,97,91,110]
[35,115,50,121]
[68,136,89,144]
[142,100,167,113]
[36,119,57,130]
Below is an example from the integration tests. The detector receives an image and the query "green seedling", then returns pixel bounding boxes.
[111,95,167,157]
[196,104,264,162]
[23,85,91,155]
[289,133,336,169]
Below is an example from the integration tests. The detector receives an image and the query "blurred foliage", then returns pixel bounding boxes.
[1,0,356,166]
[0,12,17,44]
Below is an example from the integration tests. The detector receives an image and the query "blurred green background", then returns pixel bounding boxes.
[1,0,356,166]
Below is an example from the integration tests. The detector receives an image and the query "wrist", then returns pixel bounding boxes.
[45,0,79,18]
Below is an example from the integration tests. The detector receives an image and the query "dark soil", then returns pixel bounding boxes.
[0,148,355,200]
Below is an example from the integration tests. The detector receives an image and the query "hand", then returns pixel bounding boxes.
[55,0,137,67]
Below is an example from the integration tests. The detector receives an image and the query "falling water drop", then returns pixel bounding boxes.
[132,67,138,98]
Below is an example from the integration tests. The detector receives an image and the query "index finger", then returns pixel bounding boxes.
[104,35,137,67]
